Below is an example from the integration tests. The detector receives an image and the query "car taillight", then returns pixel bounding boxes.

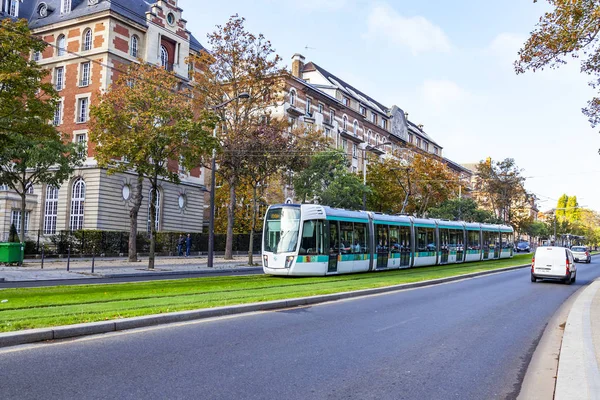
[531,257,535,272]
[586,251,590,257]
[566,258,571,275]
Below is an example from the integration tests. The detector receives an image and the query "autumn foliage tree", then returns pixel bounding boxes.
[90,62,216,269]
[190,14,286,260]
[515,0,600,149]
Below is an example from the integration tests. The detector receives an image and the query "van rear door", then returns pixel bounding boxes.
[535,247,567,276]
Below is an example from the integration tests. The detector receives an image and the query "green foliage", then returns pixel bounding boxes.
[428,198,502,223]
[565,195,580,222]
[0,19,58,145]
[523,221,551,239]
[293,149,367,209]
[556,194,569,220]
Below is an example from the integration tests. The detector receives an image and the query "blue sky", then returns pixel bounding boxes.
[180,0,600,213]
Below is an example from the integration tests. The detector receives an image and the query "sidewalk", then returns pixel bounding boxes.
[0,254,261,281]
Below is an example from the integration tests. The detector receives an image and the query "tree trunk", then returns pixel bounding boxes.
[248,184,257,265]
[225,179,236,260]
[148,174,158,270]
[128,174,144,262]
[19,183,26,244]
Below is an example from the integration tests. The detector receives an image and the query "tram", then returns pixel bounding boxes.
[262,204,514,276]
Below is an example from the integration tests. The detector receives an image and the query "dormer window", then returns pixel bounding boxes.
[342,97,349,107]
[60,0,71,14]
[37,2,48,17]
[359,105,366,116]
[7,0,19,16]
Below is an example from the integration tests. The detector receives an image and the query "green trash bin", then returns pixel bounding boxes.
[0,242,24,264]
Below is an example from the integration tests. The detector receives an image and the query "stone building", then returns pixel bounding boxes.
[0,0,207,240]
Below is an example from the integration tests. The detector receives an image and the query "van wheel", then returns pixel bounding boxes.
[565,276,573,285]
[531,274,536,283]
[571,273,576,284]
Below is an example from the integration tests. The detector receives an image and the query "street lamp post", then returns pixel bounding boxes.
[207,92,250,268]
[360,141,391,210]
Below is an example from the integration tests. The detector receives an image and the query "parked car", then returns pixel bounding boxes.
[515,242,531,253]
[571,246,591,263]
[531,246,576,284]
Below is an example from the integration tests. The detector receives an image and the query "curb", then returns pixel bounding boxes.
[100,267,263,278]
[0,263,530,348]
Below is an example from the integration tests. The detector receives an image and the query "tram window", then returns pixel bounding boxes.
[440,229,449,251]
[399,226,411,252]
[353,223,368,253]
[389,226,400,253]
[468,231,480,250]
[416,227,435,252]
[376,225,388,252]
[299,220,325,255]
[449,229,462,251]
[340,221,354,254]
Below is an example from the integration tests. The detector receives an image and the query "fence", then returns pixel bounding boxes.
[1,229,262,257]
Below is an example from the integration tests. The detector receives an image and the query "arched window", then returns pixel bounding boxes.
[342,115,348,131]
[70,179,85,230]
[353,121,358,136]
[367,130,372,144]
[44,186,59,235]
[289,89,296,106]
[82,29,92,51]
[57,35,66,56]
[160,46,168,69]
[130,35,139,57]
[147,188,161,232]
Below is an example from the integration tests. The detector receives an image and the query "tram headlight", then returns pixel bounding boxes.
[263,255,268,268]
[285,256,294,269]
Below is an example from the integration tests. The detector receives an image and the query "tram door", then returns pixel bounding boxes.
[376,224,389,269]
[328,222,339,273]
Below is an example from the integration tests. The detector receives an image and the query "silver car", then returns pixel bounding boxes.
[571,246,591,263]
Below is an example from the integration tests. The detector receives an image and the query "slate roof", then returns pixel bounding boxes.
[16,0,204,51]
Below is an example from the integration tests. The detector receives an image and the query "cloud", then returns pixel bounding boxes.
[418,79,472,114]
[364,5,452,55]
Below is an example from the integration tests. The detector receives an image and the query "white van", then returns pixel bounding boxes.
[531,246,576,284]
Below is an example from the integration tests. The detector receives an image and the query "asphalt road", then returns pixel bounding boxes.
[1,259,599,400]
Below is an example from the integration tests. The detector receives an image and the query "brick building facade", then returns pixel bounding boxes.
[0,0,207,240]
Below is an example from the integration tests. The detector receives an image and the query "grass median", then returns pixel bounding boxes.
[0,253,533,332]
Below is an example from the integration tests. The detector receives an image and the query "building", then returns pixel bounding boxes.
[0,0,207,240]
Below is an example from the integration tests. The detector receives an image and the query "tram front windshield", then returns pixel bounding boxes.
[263,207,301,254]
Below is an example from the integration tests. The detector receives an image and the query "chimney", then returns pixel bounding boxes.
[404,112,409,120]
[418,124,424,130]
[291,53,305,78]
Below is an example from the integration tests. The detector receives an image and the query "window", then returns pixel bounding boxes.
[10,210,30,233]
[57,35,66,56]
[76,133,87,157]
[54,67,64,90]
[77,97,89,123]
[342,115,348,130]
[330,110,335,124]
[60,0,71,14]
[80,62,90,86]
[147,188,161,232]
[434,147,439,155]
[130,35,139,57]
[341,139,348,152]
[381,119,387,130]
[353,121,358,136]
[318,103,323,114]
[53,100,62,126]
[416,137,421,148]
[342,97,349,107]
[371,112,376,124]
[70,179,85,230]
[8,0,18,17]
[305,97,311,116]
[324,128,331,138]
[298,220,326,255]
[367,130,372,144]
[423,141,428,151]
[167,12,175,25]
[26,184,34,194]
[409,134,413,144]
[0,184,8,191]
[416,227,436,253]
[44,186,59,235]
[82,29,92,51]
[160,46,168,69]
[289,89,296,106]
[352,143,357,158]
[33,51,41,62]
[359,105,366,116]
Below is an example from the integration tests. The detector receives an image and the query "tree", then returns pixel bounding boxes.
[293,149,367,209]
[90,62,216,269]
[565,195,581,222]
[367,154,457,216]
[524,220,551,239]
[515,0,600,146]
[0,19,57,145]
[190,14,285,260]
[0,133,84,242]
[428,198,501,223]
[556,194,569,221]
[474,158,530,224]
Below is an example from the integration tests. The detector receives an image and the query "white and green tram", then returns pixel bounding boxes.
[262,204,514,276]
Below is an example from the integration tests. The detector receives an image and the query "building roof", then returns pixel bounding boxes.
[18,0,204,52]
[303,61,390,114]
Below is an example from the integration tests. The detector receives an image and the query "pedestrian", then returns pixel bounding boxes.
[177,234,185,256]
[185,233,192,257]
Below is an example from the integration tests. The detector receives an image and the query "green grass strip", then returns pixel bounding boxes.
[0,254,533,332]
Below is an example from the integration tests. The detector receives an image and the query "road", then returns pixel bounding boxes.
[1,259,599,400]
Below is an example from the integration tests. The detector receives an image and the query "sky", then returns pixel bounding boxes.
[179,0,600,213]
